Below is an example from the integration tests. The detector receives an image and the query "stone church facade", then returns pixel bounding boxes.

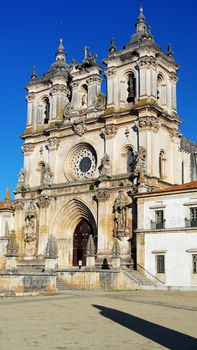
[1,6,197,273]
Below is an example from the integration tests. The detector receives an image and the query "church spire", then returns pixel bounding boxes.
[135,1,147,33]
[56,37,66,62]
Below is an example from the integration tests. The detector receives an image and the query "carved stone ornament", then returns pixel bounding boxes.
[113,191,131,240]
[13,200,25,211]
[72,120,86,137]
[94,92,106,111]
[24,201,37,243]
[101,125,117,139]
[94,189,110,201]
[41,164,53,186]
[16,168,27,191]
[169,128,181,142]
[21,143,35,155]
[138,117,160,132]
[47,137,60,151]
[105,68,115,78]
[45,235,58,259]
[63,102,73,118]
[98,153,111,178]
[37,195,51,208]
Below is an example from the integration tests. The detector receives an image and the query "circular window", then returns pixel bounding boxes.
[65,143,97,181]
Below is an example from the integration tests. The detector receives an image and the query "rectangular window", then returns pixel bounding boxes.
[157,255,165,273]
[190,208,197,227]
[155,210,164,229]
[192,254,197,274]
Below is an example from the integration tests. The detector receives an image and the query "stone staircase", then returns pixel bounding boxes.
[123,270,160,287]
[56,279,70,292]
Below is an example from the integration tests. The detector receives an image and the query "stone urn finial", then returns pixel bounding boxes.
[6,230,18,257]
[86,234,96,257]
[45,235,58,259]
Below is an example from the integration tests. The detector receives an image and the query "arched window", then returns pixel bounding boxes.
[127,72,136,103]
[38,161,46,185]
[121,146,135,173]
[81,84,88,109]
[159,150,166,180]
[127,148,135,172]
[42,97,50,124]
[157,74,166,106]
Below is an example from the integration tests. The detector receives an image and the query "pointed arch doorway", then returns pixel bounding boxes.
[73,219,97,266]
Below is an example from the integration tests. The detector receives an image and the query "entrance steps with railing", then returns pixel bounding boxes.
[123,269,165,289]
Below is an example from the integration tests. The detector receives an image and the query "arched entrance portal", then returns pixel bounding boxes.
[73,219,96,266]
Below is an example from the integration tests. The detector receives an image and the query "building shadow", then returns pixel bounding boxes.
[93,305,197,349]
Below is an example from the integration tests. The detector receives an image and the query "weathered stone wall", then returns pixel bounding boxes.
[57,270,138,290]
[0,272,56,293]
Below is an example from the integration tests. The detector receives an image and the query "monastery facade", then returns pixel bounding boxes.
[0,6,197,289]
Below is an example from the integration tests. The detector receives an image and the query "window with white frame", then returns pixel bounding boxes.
[190,207,197,227]
[156,255,165,274]
[192,254,197,274]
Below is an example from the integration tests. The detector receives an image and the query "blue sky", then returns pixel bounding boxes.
[0,0,196,199]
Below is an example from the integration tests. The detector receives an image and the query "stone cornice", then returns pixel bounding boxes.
[135,227,197,234]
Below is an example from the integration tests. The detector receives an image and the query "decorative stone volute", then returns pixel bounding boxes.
[101,124,117,139]
[36,195,51,208]
[94,189,110,201]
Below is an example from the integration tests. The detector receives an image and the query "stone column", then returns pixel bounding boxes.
[94,187,112,265]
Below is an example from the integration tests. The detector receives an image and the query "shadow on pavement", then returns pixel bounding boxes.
[93,304,197,349]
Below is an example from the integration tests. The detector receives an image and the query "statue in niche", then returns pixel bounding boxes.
[24,201,37,256]
[99,153,111,178]
[81,93,88,109]
[41,164,53,186]
[113,191,129,240]
[133,147,146,182]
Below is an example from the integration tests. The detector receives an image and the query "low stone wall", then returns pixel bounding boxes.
[57,270,139,290]
[0,272,56,293]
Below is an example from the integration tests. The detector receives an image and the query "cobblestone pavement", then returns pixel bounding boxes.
[0,290,197,350]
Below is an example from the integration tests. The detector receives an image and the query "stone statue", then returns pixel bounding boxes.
[113,191,128,240]
[99,153,111,178]
[81,93,88,109]
[41,164,53,186]
[133,146,146,182]
[24,201,37,244]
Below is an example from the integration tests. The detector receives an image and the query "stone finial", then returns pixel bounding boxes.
[31,65,37,79]
[6,231,18,257]
[4,188,10,201]
[86,234,96,257]
[112,239,121,258]
[109,37,116,53]
[45,235,58,259]
[167,43,174,59]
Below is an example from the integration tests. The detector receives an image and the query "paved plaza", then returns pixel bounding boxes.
[0,290,197,350]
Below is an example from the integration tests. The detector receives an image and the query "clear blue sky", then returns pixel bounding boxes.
[0,0,196,199]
